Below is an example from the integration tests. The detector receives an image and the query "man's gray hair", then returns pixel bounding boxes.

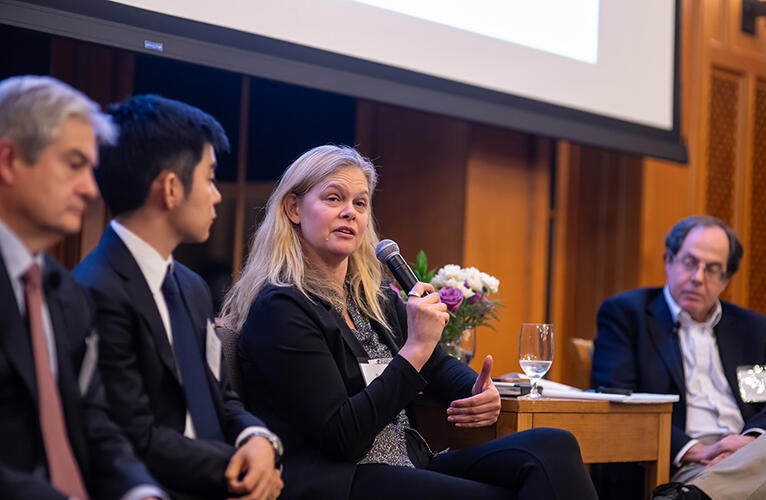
[0,75,116,163]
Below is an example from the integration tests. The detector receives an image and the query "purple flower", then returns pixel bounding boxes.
[469,289,484,304]
[438,287,464,313]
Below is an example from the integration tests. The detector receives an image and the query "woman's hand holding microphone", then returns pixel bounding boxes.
[398,282,449,371]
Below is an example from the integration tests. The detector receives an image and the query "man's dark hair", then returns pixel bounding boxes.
[664,215,743,278]
[97,94,229,216]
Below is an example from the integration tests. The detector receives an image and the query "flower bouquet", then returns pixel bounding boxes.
[395,251,501,361]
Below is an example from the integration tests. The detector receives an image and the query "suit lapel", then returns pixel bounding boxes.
[332,309,369,360]
[0,257,37,402]
[714,308,745,407]
[647,293,685,392]
[310,293,369,360]
[100,227,180,381]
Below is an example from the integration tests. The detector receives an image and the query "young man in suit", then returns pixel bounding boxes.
[73,95,283,500]
[592,215,766,497]
[0,75,164,499]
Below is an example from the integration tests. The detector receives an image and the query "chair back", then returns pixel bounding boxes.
[214,326,245,397]
[570,337,594,390]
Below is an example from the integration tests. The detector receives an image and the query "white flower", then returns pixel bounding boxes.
[440,264,462,279]
[444,277,474,298]
[480,272,500,294]
[461,267,483,293]
[432,264,462,288]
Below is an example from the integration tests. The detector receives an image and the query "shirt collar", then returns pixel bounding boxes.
[663,284,722,329]
[0,216,44,284]
[110,220,173,294]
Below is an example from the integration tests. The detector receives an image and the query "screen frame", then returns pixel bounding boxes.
[1,0,687,162]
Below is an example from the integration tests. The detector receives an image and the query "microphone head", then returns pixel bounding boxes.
[375,239,400,262]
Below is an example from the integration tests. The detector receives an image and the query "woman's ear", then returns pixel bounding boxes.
[285,193,301,224]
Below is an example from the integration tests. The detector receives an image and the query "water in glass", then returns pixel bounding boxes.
[518,323,554,398]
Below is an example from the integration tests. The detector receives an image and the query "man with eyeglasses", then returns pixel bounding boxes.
[591,215,766,499]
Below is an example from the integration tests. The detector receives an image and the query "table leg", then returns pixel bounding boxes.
[517,413,533,432]
[645,411,672,494]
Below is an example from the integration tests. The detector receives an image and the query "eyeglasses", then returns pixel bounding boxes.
[672,253,728,283]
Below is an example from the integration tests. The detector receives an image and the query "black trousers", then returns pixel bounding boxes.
[349,428,598,500]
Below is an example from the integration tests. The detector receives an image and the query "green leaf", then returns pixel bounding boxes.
[425,269,436,283]
[419,251,428,274]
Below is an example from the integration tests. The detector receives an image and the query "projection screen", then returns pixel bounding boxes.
[0,0,686,161]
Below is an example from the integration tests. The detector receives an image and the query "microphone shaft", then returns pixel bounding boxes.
[385,253,418,293]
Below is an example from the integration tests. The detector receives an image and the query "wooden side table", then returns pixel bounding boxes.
[416,396,673,494]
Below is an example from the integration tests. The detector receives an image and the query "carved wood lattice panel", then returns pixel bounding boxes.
[705,71,739,225]
[748,83,766,314]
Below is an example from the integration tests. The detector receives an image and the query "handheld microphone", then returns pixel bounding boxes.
[375,239,418,294]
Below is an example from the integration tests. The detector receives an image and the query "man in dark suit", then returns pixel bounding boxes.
[592,215,766,494]
[73,95,283,500]
[0,75,163,499]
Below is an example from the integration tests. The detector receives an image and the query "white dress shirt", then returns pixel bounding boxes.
[111,220,262,447]
[0,216,165,500]
[663,286,763,465]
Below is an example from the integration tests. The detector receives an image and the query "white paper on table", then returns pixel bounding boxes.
[500,373,679,404]
[622,393,679,404]
[539,389,678,404]
[540,389,628,402]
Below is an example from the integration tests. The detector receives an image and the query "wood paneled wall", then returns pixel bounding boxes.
[47,37,135,269]
[550,144,643,387]
[355,101,470,269]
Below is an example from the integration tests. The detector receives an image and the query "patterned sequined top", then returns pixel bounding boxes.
[337,291,414,468]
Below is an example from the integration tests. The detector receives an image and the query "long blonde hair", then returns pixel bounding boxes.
[219,145,388,331]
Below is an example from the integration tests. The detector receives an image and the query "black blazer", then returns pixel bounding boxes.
[0,254,158,499]
[73,226,264,499]
[238,284,477,500]
[592,287,766,460]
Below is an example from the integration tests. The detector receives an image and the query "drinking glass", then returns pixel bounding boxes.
[518,323,554,399]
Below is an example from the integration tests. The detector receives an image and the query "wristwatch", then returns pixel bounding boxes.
[242,428,284,469]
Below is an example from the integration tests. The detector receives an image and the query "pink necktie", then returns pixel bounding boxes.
[23,263,89,500]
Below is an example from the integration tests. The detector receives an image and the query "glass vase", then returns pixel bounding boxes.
[441,327,477,364]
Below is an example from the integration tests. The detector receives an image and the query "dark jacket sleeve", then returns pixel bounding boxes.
[59,272,161,499]
[239,289,430,462]
[592,296,692,458]
[0,466,68,500]
[743,404,766,433]
[79,364,163,498]
[82,278,236,496]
